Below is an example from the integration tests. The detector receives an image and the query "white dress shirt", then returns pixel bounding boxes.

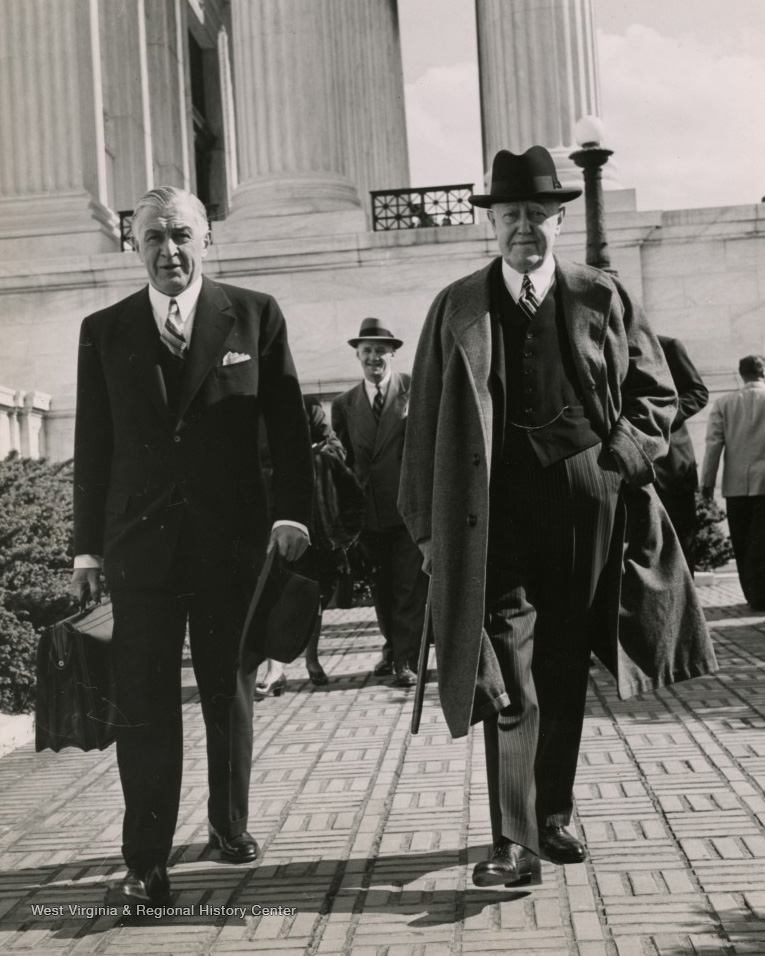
[364,370,392,407]
[74,281,307,569]
[148,277,203,343]
[501,256,556,304]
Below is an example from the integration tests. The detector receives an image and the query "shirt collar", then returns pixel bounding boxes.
[364,370,392,402]
[501,256,556,302]
[148,276,203,324]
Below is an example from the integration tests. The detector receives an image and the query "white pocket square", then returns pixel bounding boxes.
[221,351,251,366]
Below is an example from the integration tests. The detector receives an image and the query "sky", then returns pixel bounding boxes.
[399,0,765,210]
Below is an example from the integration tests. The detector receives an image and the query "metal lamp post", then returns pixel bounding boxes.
[569,115,614,273]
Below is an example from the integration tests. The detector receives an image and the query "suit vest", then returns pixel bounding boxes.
[157,335,186,419]
[489,260,600,468]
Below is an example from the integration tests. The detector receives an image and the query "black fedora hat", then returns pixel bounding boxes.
[348,317,403,349]
[239,549,320,675]
[470,146,582,208]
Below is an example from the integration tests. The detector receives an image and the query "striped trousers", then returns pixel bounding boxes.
[482,437,622,854]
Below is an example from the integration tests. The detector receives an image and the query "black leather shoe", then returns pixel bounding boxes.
[115,864,171,905]
[373,656,394,676]
[472,838,541,887]
[394,664,417,688]
[538,826,586,864]
[306,664,329,686]
[208,826,260,863]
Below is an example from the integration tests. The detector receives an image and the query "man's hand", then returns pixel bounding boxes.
[70,568,103,606]
[270,525,310,563]
[419,538,432,576]
[701,485,714,500]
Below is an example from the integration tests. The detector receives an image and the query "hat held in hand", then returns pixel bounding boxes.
[239,549,320,675]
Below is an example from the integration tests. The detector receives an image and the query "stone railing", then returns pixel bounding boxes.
[0,388,51,459]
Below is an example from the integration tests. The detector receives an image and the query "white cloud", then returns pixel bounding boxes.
[598,24,765,209]
[404,62,484,190]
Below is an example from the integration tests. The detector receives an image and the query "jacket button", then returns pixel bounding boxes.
[174,436,181,443]
[467,514,477,527]
[473,453,481,465]
[589,384,597,391]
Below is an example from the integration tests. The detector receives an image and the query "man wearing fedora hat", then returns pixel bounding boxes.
[399,146,715,888]
[333,319,428,688]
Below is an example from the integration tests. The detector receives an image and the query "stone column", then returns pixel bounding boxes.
[337,0,410,217]
[475,0,619,188]
[0,0,119,258]
[17,392,51,459]
[99,0,154,210]
[223,0,401,239]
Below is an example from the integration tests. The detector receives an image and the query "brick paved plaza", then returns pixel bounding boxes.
[0,573,764,956]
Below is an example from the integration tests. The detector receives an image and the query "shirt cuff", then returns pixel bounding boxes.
[74,554,103,569]
[272,520,310,542]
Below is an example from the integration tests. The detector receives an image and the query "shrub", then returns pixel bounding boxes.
[0,453,77,713]
[695,492,735,572]
[0,605,38,714]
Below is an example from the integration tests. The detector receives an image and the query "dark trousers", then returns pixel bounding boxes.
[726,494,765,608]
[361,525,428,669]
[111,527,256,872]
[656,486,697,575]
[482,438,621,853]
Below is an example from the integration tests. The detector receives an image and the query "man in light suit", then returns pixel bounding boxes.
[332,319,428,688]
[70,186,313,904]
[701,354,765,610]
[399,147,715,889]
[654,335,709,574]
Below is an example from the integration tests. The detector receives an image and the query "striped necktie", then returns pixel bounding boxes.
[518,274,541,319]
[161,298,187,359]
[373,385,385,423]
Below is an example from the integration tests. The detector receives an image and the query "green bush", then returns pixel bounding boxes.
[0,453,77,714]
[695,491,735,572]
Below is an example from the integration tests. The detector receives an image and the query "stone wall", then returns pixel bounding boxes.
[0,198,763,470]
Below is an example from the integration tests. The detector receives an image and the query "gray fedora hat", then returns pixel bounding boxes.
[348,317,403,349]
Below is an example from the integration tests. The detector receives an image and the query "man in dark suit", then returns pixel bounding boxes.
[399,147,715,889]
[654,336,709,573]
[332,319,428,688]
[70,186,313,905]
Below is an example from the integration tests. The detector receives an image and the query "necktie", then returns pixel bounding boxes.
[161,298,187,358]
[373,385,385,422]
[518,274,540,319]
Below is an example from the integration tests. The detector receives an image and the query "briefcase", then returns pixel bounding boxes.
[35,600,119,753]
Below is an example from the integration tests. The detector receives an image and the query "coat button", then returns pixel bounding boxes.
[589,384,597,391]
[174,436,181,443]
[467,514,477,527]
[473,453,481,465]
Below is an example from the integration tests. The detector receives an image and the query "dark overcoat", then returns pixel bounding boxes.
[399,257,717,739]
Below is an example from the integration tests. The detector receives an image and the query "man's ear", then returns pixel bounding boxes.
[202,230,211,256]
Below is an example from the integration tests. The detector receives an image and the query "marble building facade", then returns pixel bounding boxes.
[0,0,763,463]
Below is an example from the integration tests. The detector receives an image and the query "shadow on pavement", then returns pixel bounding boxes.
[1,848,532,935]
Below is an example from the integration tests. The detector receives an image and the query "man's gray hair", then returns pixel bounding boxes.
[131,186,208,244]
[739,355,765,379]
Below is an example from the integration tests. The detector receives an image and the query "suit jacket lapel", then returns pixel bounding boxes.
[554,258,613,393]
[374,372,406,454]
[177,278,235,427]
[447,262,495,462]
[348,382,377,452]
[116,287,169,422]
